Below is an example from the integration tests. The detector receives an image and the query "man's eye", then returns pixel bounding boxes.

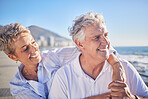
[104,34,108,37]
[95,36,100,40]
[24,46,29,51]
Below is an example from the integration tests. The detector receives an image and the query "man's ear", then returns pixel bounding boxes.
[75,39,84,50]
[8,54,18,61]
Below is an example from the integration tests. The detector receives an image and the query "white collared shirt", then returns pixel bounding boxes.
[49,53,148,99]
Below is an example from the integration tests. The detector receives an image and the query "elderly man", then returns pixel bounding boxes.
[49,12,148,99]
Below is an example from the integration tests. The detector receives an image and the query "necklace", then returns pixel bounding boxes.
[23,67,38,75]
[22,67,38,81]
[24,69,27,73]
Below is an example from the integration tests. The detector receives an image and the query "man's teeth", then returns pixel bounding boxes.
[98,49,107,51]
[97,46,109,51]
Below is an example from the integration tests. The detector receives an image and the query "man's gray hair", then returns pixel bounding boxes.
[0,23,30,55]
[69,12,107,42]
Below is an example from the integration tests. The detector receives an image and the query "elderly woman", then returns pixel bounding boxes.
[0,23,125,99]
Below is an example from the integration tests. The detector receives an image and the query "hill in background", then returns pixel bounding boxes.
[0,25,74,49]
[28,25,74,47]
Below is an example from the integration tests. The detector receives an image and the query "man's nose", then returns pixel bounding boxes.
[101,36,109,45]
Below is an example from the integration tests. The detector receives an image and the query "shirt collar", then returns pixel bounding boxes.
[101,61,112,73]
[17,55,44,83]
[17,60,47,98]
[37,61,43,83]
[73,53,112,78]
[18,63,28,83]
[17,52,51,84]
[73,53,85,78]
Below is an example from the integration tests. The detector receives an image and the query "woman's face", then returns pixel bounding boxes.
[12,32,41,66]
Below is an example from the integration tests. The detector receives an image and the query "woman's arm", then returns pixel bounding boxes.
[107,53,126,82]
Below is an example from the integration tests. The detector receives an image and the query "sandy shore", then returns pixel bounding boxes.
[0,51,19,98]
[0,51,19,88]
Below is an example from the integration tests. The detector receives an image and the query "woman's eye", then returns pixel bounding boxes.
[32,41,36,45]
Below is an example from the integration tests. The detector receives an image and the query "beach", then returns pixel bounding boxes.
[0,51,18,99]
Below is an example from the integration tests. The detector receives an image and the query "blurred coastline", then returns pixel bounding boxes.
[114,46,148,85]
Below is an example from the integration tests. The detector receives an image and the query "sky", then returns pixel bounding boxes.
[0,0,148,47]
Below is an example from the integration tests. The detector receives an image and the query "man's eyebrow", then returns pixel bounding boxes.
[21,45,27,48]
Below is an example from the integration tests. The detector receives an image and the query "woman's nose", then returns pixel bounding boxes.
[30,44,37,53]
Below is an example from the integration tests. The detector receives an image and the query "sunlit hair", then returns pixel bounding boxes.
[0,23,30,55]
[69,12,108,42]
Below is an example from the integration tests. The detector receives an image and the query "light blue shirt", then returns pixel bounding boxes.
[10,46,80,99]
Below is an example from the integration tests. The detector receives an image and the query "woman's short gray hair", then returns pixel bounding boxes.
[0,23,30,55]
[69,12,107,42]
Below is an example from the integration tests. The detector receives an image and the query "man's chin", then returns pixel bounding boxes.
[101,54,109,60]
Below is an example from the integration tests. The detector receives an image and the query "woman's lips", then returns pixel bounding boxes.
[29,52,39,59]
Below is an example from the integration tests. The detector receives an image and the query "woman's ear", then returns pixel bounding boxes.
[8,54,18,61]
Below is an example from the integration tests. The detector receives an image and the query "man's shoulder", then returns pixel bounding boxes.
[54,60,75,80]
[119,58,137,73]
[119,58,141,83]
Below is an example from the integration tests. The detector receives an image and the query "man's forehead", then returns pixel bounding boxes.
[85,25,107,35]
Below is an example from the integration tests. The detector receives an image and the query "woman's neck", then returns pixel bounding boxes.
[21,63,39,81]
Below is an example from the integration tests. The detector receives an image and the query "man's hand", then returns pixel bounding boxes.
[108,81,135,99]
[85,92,111,99]
[108,54,126,82]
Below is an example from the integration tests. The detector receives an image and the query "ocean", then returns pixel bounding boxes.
[114,46,148,83]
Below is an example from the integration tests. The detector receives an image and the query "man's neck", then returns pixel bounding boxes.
[79,54,105,80]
